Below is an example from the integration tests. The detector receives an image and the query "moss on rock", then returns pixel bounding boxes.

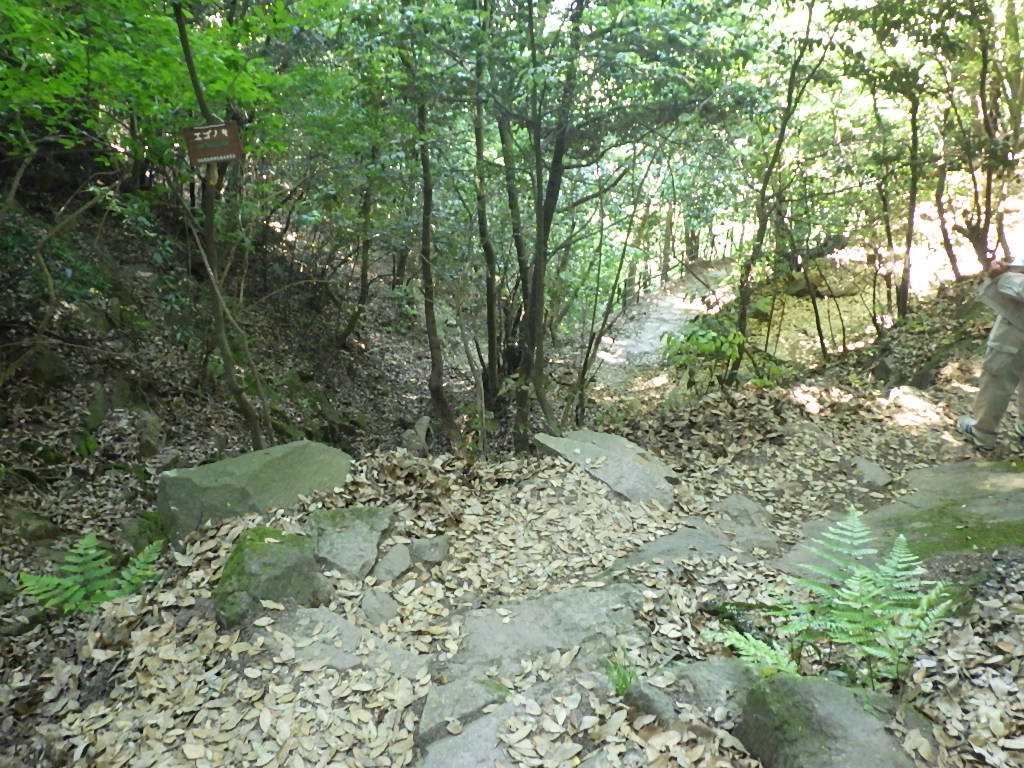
[212,526,328,628]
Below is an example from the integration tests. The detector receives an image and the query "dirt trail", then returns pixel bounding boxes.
[594,263,730,391]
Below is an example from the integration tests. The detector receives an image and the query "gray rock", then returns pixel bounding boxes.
[672,658,756,715]
[417,678,508,746]
[410,535,450,566]
[4,505,61,542]
[86,382,109,430]
[401,415,432,456]
[624,681,677,725]
[361,587,400,625]
[450,583,641,678]
[420,697,518,768]
[156,440,352,540]
[846,456,891,489]
[735,675,915,768]
[776,461,1024,577]
[715,494,780,554]
[310,506,391,578]
[24,345,69,387]
[605,517,749,577]
[373,544,412,582]
[263,607,426,678]
[535,430,678,509]
[420,674,600,768]
[135,409,164,459]
[211,526,329,628]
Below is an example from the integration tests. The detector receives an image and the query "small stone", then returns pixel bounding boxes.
[311,506,391,578]
[373,544,412,582]
[624,681,677,726]
[4,505,62,542]
[0,572,17,605]
[410,535,450,565]
[846,456,891,489]
[361,587,400,625]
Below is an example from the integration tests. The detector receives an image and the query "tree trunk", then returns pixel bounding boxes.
[896,94,920,318]
[339,147,378,344]
[513,0,587,448]
[660,205,674,283]
[174,2,265,449]
[473,35,500,411]
[416,102,458,444]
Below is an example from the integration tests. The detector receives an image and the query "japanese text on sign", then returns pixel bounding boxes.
[184,121,243,165]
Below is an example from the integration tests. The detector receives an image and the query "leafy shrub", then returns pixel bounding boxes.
[20,533,164,614]
[662,315,744,394]
[712,510,952,689]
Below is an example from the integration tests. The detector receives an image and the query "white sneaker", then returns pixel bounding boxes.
[957,416,996,451]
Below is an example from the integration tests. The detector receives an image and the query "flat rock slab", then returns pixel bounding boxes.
[260,607,427,679]
[448,583,642,678]
[777,461,1024,575]
[715,495,780,555]
[535,430,678,509]
[604,517,752,578]
[417,678,509,746]
[157,440,352,540]
[419,673,607,768]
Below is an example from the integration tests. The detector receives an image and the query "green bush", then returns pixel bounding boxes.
[662,315,744,394]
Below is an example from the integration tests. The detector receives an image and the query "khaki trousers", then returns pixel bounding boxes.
[973,314,1024,441]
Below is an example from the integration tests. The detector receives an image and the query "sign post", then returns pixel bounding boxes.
[183,121,243,166]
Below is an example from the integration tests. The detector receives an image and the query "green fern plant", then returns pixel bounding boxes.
[20,533,164,614]
[713,510,952,689]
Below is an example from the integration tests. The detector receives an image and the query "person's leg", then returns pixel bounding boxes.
[1017,364,1024,440]
[972,316,1024,443]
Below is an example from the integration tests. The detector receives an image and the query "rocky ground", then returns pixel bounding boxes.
[2,267,1024,768]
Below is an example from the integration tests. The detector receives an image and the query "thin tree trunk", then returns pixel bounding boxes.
[896,94,920,318]
[473,29,500,411]
[934,111,962,280]
[339,147,378,344]
[514,0,586,448]
[174,2,265,449]
[660,205,674,283]
[733,3,830,379]
[416,102,458,444]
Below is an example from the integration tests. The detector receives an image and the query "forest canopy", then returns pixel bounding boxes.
[2,0,1022,447]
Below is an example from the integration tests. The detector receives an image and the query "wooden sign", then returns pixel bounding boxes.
[184,121,243,165]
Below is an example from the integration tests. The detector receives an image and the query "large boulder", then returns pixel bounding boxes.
[212,526,329,628]
[632,661,922,768]
[535,430,678,509]
[156,440,351,540]
[735,674,915,768]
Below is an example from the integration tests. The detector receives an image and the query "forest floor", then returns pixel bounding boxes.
[2,241,1024,767]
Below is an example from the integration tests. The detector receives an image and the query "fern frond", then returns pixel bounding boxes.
[114,539,164,596]
[714,630,799,674]
[20,533,164,614]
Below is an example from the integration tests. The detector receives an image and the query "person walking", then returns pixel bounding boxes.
[957,257,1024,451]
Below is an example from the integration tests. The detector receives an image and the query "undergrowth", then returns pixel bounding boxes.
[20,533,164,614]
[712,509,953,690]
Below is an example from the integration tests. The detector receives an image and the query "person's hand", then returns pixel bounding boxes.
[988,260,1009,277]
